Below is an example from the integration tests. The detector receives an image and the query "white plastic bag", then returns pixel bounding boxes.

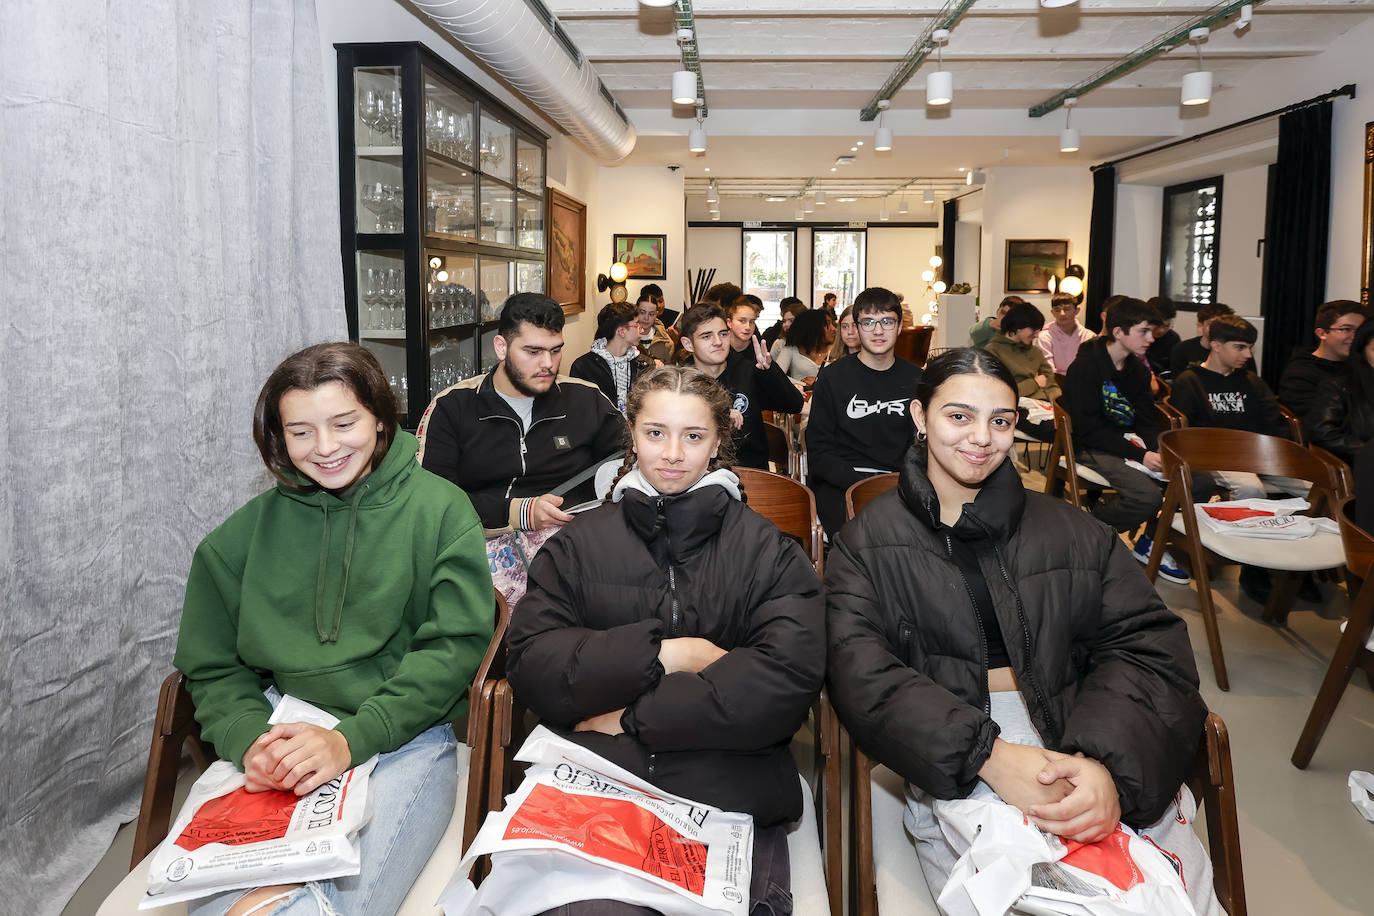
[1348,771,1374,821]
[442,726,753,916]
[934,795,1196,916]
[1193,497,1338,540]
[141,696,377,909]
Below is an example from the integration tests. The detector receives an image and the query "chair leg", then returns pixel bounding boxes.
[1191,550,1230,692]
[850,741,878,916]
[1261,571,1302,625]
[1292,584,1374,768]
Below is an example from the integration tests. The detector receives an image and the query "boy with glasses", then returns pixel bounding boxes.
[806,287,922,534]
[1037,292,1096,373]
[1278,300,1366,416]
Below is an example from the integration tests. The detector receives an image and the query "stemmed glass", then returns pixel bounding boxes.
[358,88,380,142]
[362,267,382,330]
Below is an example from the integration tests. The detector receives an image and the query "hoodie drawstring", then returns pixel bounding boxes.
[313,484,368,644]
[314,504,333,642]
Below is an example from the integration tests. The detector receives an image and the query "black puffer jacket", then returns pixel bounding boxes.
[508,477,825,826]
[825,449,1206,828]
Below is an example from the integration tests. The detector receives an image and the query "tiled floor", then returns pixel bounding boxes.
[64,468,1374,914]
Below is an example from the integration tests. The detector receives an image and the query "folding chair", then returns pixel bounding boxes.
[1144,428,1348,690]
[840,479,1247,915]
[482,468,843,914]
[101,590,511,915]
[1292,496,1374,768]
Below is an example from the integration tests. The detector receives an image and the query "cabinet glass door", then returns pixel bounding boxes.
[353,67,404,234]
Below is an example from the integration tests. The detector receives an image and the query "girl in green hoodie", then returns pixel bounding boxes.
[173,342,493,916]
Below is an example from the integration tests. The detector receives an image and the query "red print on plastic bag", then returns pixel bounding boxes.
[1202,506,1275,522]
[503,782,709,896]
[174,787,297,851]
[1061,828,1145,892]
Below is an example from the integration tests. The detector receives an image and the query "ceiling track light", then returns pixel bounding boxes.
[1182,27,1212,106]
[814,189,827,206]
[922,188,934,205]
[705,179,718,204]
[874,99,894,152]
[927,28,952,106]
[900,198,911,213]
[880,202,890,221]
[639,0,676,6]
[1059,96,1080,153]
[671,70,697,106]
[1040,0,1079,7]
[1236,3,1253,32]
[688,114,707,153]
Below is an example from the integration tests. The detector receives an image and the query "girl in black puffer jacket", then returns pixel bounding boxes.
[826,348,1219,914]
[509,366,825,915]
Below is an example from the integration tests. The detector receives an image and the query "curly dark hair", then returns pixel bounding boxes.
[787,309,832,356]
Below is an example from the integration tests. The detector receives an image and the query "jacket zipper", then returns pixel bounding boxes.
[486,411,570,500]
[946,532,991,716]
[990,541,1057,735]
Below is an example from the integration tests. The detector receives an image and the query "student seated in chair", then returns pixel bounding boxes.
[806,286,922,536]
[570,301,651,413]
[824,348,1220,915]
[508,366,825,915]
[985,301,1060,442]
[1279,299,1366,419]
[174,342,494,916]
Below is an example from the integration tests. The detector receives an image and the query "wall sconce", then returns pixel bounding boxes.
[1050,261,1086,304]
[597,262,630,302]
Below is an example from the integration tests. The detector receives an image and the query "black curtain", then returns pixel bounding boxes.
[941,198,958,287]
[1260,100,1333,388]
[1085,165,1116,333]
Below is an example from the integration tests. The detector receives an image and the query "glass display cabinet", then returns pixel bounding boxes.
[337,43,547,428]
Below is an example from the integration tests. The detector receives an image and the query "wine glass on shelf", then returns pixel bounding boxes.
[362,266,381,330]
[358,88,380,143]
[387,88,403,144]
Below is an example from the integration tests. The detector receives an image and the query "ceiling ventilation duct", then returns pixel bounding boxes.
[410,0,637,162]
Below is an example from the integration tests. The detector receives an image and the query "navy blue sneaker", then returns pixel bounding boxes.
[1133,535,1189,585]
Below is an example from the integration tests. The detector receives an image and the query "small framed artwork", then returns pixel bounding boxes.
[613,233,668,280]
[547,189,587,315]
[1005,239,1069,294]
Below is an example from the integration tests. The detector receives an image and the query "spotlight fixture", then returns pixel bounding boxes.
[874,99,893,152]
[711,212,720,220]
[1040,0,1078,6]
[795,208,805,221]
[639,0,676,6]
[705,180,718,204]
[1235,3,1253,33]
[927,29,952,106]
[923,188,935,204]
[672,70,697,105]
[1182,27,1212,106]
[688,116,707,153]
[899,199,910,214]
[765,196,787,202]
[1059,97,1080,153]
[803,196,815,213]
[880,203,889,221]
[966,168,986,186]
[836,196,859,203]
[856,140,864,146]
[815,190,827,206]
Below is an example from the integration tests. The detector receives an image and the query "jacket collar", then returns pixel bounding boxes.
[475,369,568,424]
[618,473,738,564]
[897,445,1025,544]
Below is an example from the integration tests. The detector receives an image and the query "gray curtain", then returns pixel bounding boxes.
[0,1,346,911]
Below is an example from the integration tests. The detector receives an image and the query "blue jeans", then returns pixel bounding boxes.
[189,723,460,916]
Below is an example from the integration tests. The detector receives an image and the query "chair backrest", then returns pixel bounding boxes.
[894,326,934,366]
[1154,377,1172,401]
[1157,428,1348,505]
[734,466,824,573]
[1278,402,1305,444]
[845,472,900,520]
[1339,496,1374,580]
[763,421,792,475]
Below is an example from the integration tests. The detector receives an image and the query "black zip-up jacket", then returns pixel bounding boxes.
[416,372,624,531]
[1279,350,1348,418]
[508,481,825,826]
[567,348,651,410]
[686,348,805,469]
[1304,373,1374,463]
[1063,337,1162,460]
[825,448,1206,828]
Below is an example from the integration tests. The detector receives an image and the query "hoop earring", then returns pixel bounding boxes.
[916,430,927,442]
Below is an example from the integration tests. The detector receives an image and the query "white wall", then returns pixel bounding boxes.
[595,166,686,333]
[867,227,942,314]
[687,226,745,302]
[1216,164,1269,317]
[978,166,1094,315]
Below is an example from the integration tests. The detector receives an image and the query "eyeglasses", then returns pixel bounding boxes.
[1326,324,1361,335]
[1050,305,1076,314]
[858,316,899,330]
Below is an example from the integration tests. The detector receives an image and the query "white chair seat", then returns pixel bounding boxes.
[1173,513,1345,572]
[1057,456,1111,488]
[870,764,940,915]
[98,746,471,916]
[786,772,832,915]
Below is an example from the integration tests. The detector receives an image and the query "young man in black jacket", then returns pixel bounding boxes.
[1168,301,1235,377]
[678,303,804,469]
[569,301,650,413]
[1064,298,1191,582]
[1278,299,1365,417]
[806,286,921,535]
[417,293,625,532]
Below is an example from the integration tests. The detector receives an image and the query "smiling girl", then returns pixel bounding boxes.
[507,366,825,915]
[173,342,493,916]
[825,348,1219,914]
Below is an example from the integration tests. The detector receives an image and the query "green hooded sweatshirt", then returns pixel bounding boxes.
[173,430,494,770]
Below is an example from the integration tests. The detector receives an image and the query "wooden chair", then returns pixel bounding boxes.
[764,420,796,479]
[1279,402,1306,444]
[1144,428,1348,690]
[483,467,844,914]
[894,326,934,367]
[838,483,1246,915]
[1292,496,1374,768]
[1043,397,1113,510]
[123,587,511,878]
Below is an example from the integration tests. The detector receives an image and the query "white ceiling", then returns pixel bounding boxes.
[544,0,1374,205]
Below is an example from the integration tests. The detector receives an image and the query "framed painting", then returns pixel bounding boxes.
[1362,120,1373,307]
[613,233,667,280]
[1005,239,1069,294]
[548,188,586,315]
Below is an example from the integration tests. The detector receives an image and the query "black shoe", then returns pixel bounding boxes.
[1239,564,1272,604]
[1297,572,1322,603]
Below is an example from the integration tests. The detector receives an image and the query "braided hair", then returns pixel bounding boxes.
[609,366,738,492]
